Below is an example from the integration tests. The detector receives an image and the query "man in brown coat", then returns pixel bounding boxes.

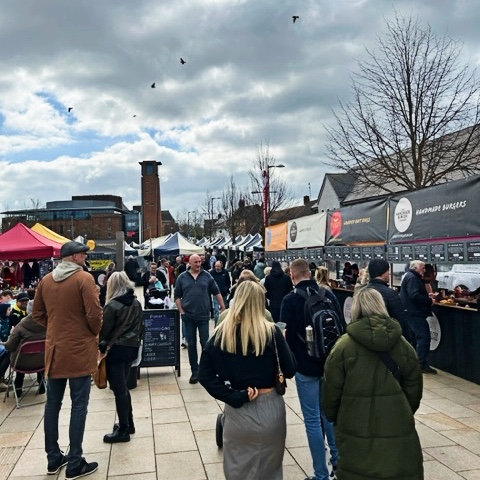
[33,241,103,479]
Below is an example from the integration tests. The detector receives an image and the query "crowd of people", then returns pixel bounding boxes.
[0,245,434,480]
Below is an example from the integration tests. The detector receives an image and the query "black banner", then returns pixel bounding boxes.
[326,198,388,245]
[388,175,480,243]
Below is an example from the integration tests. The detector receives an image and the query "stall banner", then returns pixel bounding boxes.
[326,198,388,245]
[388,175,480,243]
[287,212,326,249]
[265,222,287,251]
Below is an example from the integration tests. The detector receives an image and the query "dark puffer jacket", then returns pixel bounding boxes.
[100,289,143,349]
[322,315,423,480]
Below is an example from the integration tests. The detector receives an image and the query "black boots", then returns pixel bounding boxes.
[103,425,130,443]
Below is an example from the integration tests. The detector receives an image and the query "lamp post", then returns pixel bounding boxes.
[187,211,195,238]
[253,164,285,227]
[210,197,221,238]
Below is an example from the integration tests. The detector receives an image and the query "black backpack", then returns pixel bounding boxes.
[295,286,345,362]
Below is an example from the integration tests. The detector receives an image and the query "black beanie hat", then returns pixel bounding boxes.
[368,259,389,279]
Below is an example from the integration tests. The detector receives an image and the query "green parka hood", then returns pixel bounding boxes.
[347,315,402,352]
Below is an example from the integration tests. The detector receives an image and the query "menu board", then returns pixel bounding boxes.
[333,247,342,260]
[341,247,352,260]
[386,245,400,262]
[430,243,446,262]
[324,246,334,260]
[316,248,324,262]
[141,309,180,375]
[351,247,362,261]
[447,242,466,262]
[361,246,373,260]
[373,246,385,259]
[400,245,414,262]
[413,245,430,262]
[467,241,480,262]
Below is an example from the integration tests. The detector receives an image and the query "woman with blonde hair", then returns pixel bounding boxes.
[99,272,143,443]
[322,287,423,479]
[199,281,296,480]
[315,265,331,290]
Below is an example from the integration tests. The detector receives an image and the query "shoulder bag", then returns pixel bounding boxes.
[93,302,137,389]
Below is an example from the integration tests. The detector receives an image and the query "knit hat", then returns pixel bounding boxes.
[368,259,390,279]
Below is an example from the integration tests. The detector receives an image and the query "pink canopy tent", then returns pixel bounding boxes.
[0,223,63,260]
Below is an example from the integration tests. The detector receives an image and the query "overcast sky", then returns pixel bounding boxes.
[1,0,479,226]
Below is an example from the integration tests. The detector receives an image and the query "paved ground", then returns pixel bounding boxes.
[2,348,480,479]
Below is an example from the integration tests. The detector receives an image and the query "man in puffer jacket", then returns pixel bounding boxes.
[264,261,293,322]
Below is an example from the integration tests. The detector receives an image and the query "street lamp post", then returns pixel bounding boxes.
[254,164,285,227]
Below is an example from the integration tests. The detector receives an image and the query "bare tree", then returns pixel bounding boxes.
[221,177,247,240]
[248,142,293,227]
[326,12,480,194]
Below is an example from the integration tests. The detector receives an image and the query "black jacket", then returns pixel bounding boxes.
[280,280,342,377]
[209,268,231,296]
[368,278,413,342]
[400,269,432,318]
[100,289,144,350]
[124,257,140,282]
[142,269,167,295]
[264,268,293,310]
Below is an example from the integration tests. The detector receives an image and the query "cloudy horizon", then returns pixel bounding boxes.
[1,0,479,227]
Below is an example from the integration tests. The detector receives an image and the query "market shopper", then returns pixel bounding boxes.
[322,287,423,480]
[199,281,296,480]
[175,254,225,384]
[100,272,143,443]
[400,260,437,374]
[33,241,102,479]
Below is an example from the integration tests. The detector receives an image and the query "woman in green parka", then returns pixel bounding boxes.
[322,287,423,480]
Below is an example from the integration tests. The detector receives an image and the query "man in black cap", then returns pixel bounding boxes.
[367,259,414,345]
[9,292,30,328]
[33,241,102,478]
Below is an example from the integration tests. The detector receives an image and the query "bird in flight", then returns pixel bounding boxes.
[133,115,137,117]
[68,107,73,112]
[180,58,186,65]
[292,15,299,23]
[151,82,156,88]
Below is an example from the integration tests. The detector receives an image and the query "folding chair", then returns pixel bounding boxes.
[3,339,47,408]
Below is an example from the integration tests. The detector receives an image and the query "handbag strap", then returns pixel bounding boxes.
[105,301,138,351]
[377,351,403,384]
[272,329,282,370]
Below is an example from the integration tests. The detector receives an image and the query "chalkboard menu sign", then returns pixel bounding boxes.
[316,248,324,262]
[324,246,334,260]
[400,245,414,262]
[341,247,352,260]
[430,243,446,262]
[141,309,180,375]
[447,242,466,262]
[351,246,362,261]
[361,246,373,260]
[373,246,385,259]
[333,247,342,260]
[413,245,429,262]
[386,245,400,262]
[467,241,480,262]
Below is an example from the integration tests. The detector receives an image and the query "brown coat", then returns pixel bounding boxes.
[32,268,103,378]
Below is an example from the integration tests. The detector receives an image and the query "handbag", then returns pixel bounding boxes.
[272,331,287,395]
[92,355,107,389]
[92,302,137,389]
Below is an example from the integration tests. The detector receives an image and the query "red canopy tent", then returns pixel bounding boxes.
[0,223,63,260]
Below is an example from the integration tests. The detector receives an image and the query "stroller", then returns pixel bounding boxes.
[144,288,170,310]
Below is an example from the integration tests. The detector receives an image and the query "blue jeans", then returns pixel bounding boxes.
[408,316,431,368]
[295,372,338,480]
[183,314,210,374]
[44,376,91,470]
[212,295,227,325]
